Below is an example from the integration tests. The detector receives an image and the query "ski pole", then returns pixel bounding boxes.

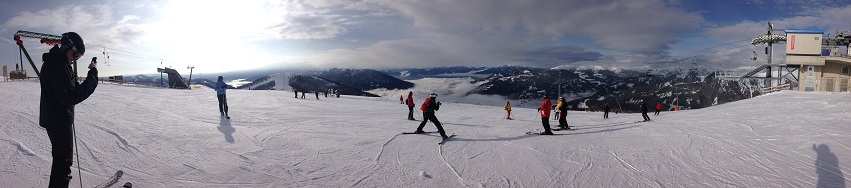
[73,122,83,188]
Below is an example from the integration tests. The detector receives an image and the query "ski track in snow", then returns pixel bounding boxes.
[1,81,851,187]
[439,143,469,186]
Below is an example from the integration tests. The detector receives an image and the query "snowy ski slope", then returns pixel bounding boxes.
[1,80,849,187]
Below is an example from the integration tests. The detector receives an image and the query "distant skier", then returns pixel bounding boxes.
[655,101,662,115]
[215,76,230,118]
[557,97,569,130]
[537,97,554,135]
[603,104,610,119]
[294,89,298,98]
[400,95,404,104]
[503,101,512,120]
[336,90,340,98]
[641,102,650,121]
[301,91,306,99]
[40,32,99,187]
[406,91,416,120]
[315,91,319,100]
[413,93,449,140]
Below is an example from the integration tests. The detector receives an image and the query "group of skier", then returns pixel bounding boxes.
[499,97,667,134]
[640,101,664,122]
[293,88,339,99]
[401,93,670,137]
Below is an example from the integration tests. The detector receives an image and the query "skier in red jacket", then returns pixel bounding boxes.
[537,96,554,135]
[655,102,663,115]
[406,91,416,120]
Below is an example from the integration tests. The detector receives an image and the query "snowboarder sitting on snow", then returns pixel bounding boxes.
[538,97,554,135]
[503,101,512,120]
[215,76,230,118]
[406,91,416,120]
[413,93,449,140]
[40,32,99,187]
[557,97,569,130]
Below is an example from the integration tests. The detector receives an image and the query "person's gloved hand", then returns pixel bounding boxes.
[89,58,97,69]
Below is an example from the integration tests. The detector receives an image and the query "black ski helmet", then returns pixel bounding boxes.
[60,32,85,55]
[429,93,437,98]
[218,76,223,81]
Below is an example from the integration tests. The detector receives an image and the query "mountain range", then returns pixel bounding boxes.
[123,65,774,111]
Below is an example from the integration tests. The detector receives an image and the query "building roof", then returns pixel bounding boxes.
[785,29,824,34]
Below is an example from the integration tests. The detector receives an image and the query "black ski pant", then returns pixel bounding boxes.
[46,125,73,188]
[558,113,568,128]
[407,106,414,120]
[541,117,553,133]
[417,112,447,137]
[642,111,650,121]
[655,109,661,115]
[603,111,609,119]
[217,94,229,114]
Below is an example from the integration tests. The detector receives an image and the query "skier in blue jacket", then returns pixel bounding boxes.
[215,76,229,118]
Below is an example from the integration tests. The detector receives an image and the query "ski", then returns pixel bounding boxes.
[525,132,558,135]
[401,131,439,134]
[94,170,123,188]
[552,128,574,131]
[438,135,456,145]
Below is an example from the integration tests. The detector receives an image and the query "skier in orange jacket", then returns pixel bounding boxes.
[503,101,512,120]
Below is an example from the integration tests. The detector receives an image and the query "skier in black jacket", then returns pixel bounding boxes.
[640,102,650,121]
[603,104,610,119]
[413,93,449,140]
[39,32,99,188]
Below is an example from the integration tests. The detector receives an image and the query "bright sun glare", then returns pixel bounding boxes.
[146,0,286,73]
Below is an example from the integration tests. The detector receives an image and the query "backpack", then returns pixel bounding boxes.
[420,98,431,111]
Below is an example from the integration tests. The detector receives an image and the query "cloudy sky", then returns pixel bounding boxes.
[1,0,849,76]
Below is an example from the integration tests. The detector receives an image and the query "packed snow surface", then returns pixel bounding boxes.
[1,81,850,187]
